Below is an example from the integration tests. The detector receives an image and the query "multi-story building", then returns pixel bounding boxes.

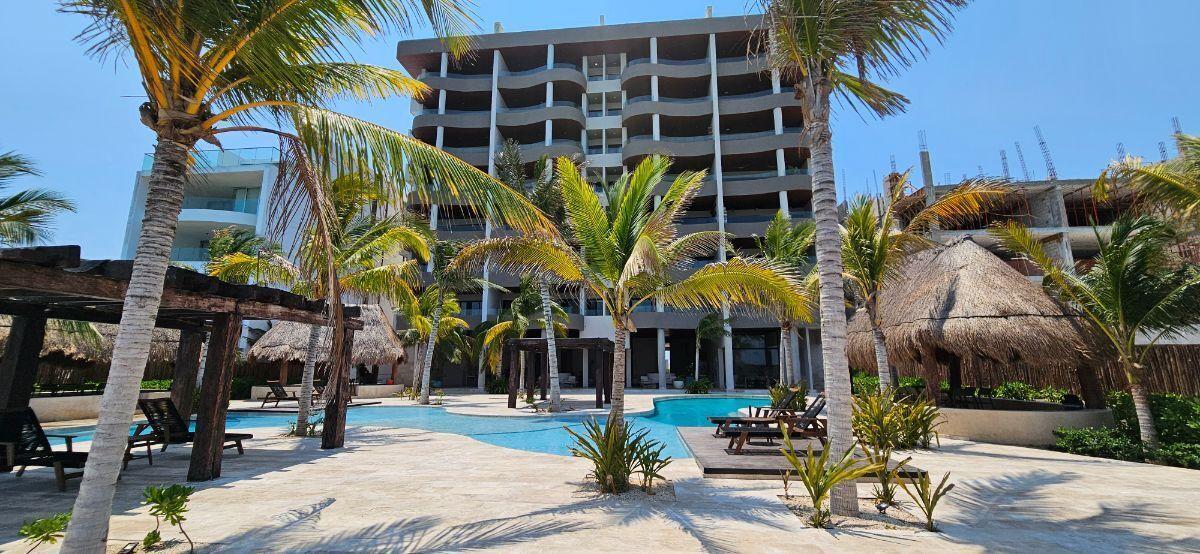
[395,11,824,391]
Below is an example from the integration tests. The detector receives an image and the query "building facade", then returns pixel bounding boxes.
[396,12,824,391]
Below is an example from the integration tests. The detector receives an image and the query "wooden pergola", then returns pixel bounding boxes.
[0,246,362,481]
[502,337,614,409]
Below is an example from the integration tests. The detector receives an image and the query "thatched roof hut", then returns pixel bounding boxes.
[249,304,404,367]
[0,316,179,366]
[847,239,1104,406]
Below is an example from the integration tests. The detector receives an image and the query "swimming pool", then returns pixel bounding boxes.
[48,395,770,459]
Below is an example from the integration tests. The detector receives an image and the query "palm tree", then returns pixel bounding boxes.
[203,227,271,278]
[753,212,817,385]
[209,176,430,435]
[60,2,552,546]
[1097,134,1200,226]
[842,172,1004,391]
[0,150,75,245]
[494,140,575,409]
[456,155,810,427]
[478,278,568,391]
[693,312,732,384]
[396,288,469,393]
[991,215,1200,450]
[756,0,965,516]
[417,240,492,404]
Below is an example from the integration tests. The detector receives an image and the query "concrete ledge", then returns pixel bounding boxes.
[938,407,1114,447]
[31,391,170,423]
[250,384,405,400]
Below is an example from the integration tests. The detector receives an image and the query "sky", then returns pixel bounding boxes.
[1,0,1197,259]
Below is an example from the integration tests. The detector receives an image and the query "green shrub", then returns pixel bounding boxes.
[1035,385,1068,403]
[851,371,925,395]
[1155,443,1200,469]
[633,440,673,494]
[781,437,882,528]
[565,419,644,493]
[1106,391,1200,445]
[898,471,955,532]
[852,389,941,450]
[768,382,805,410]
[19,512,70,551]
[485,378,508,394]
[140,379,173,391]
[992,381,1038,401]
[143,484,196,552]
[229,376,265,400]
[1052,425,1145,461]
[684,377,713,394]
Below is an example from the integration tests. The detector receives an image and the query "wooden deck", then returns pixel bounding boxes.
[677,427,924,480]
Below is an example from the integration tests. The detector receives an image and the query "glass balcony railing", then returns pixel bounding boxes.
[181,195,258,214]
[143,147,279,171]
[171,247,210,261]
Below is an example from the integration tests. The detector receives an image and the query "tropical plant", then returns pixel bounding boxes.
[494,140,577,410]
[57,1,555,545]
[565,418,646,493]
[396,287,469,393]
[753,211,818,384]
[478,278,568,389]
[417,239,494,404]
[694,312,732,384]
[899,471,955,532]
[992,215,1200,450]
[202,226,274,279]
[634,439,673,494]
[1051,425,1145,462]
[19,512,70,553]
[781,437,882,528]
[0,150,76,246]
[485,377,509,394]
[142,484,195,552]
[1097,134,1200,226]
[852,388,901,450]
[755,0,967,516]
[842,172,1005,390]
[684,377,714,394]
[769,382,806,411]
[457,155,809,426]
[859,441,911,509]
[209,176,431,433]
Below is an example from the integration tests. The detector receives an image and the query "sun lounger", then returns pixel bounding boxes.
[261,381,300,407]
[126,398,251,463]
[0,407,89,491]
[725,414,828,455]
[707,391,820,437]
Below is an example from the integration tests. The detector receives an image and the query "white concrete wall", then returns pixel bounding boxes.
[937,407,1114,447]
[32,391,171,423]
[250,384,405,401]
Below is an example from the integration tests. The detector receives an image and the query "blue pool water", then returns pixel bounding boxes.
[48,396,770,459]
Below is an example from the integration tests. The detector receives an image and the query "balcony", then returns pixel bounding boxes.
[170,247,209,262]
[142,147,278,171]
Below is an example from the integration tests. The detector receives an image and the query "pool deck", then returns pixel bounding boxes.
[676,427,924,480]
[6,391,1200,552]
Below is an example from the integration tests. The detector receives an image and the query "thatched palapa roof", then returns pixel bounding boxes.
[0,316,179,365]
[847,239,1095,374]
[249,304,404,365]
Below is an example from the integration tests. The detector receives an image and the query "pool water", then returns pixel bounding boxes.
[48,396,770,459]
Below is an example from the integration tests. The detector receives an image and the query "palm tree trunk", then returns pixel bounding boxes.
[540,278,562,411]
[418,291,443,404]
[64,138,192,552]
[296,324,322,432]
[1127,371,1159,451]
[780,320,793,385]
[693,338,701,382]
[867,301,894,392]
[804,82,859,517]
[411,342,423,393]
[608,323,628,427]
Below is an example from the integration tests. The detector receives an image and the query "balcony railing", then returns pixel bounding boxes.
[171,247,210,261]
[626,94,710,105]
[502,62,579,76]
[181,196,258,214]
[143,147,278,171]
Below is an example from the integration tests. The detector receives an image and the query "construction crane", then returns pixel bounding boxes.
[1172,116,1183,155]
[1034,125,1057,181]
[999,149,1011,179]
[1014,142,1033,181]
[889,154,897,174]
[1116,142,1126,159]
[1159,141,1169,162]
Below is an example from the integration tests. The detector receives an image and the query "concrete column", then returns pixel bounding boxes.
[722,320,735,391]
[778,190,790,216]
[708,33,727,261]
[438,90,447,114]
[440,52,449,77]
[771,69,781,94]
[487,50,503,174]
[776,149,786,176]
[657,328,667,390]
[773,108,784,135]
[546,43,554,68]
[578,287,587,315]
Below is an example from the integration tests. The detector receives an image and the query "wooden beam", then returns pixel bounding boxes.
[321,328,356,449]
[0,299,203,330]
[188,313,242,482]
[0,245,80,268]
[0,315,47,409]
[170,329,206,418]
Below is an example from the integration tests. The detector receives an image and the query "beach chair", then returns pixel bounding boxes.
[725,411,828,455]
[126,398,252,463]
[261,381,300,407]
[0,407,88,491]
[707,390,813,437]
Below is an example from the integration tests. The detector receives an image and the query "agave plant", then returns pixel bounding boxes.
[565,418,646,493]
[781,432,882,528]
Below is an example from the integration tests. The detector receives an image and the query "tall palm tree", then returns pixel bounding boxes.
[991,215,1200,450]
[1097,134,1200,227]
[842,172,1004,391]
[59,2,551,547]
[494,140,575,409]
[456,155,810,426]
[0,150,75,245]
[479,278,568,388]
[209,176,430,436]
[396,287,468,393]
[753,212,817,385]
[418,239,491,404]
[756,0,965,516]
[693,312,732,383]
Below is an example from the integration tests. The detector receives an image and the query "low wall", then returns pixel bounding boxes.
[250,384,404,401]
[937,407,1114,447]
[31,391,171,423]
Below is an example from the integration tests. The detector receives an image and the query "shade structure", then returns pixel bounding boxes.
[846,239,1103,405]
[249,304,404,366]
[0,317,179,366]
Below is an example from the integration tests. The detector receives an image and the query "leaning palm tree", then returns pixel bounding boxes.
[479,278,568,390]
[755,0,966,516]
[0,150,76,245]
[60,2,552,547]
[753,212,817,385]
[842,172,1004,391]
[456,155,810,426]
[1096,134,1200,227]
[693,312,732,384]
[209,176,430,436]
[396,287,468,394]
[991,215,1200,450]
[418,240,492,404]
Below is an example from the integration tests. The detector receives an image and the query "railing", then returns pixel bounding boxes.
[143,147,278,171]
[502,100,579,113]
[171,247,210,261]
[628,133,712,143]
[722,168,809,181]
[416,108,489,116]
[720,89,779,100]
[722,127,804,141]
[626,57,708,67]
[180,196,258,214]
[502,62,579,76]
[420,70,490,80]
[626,94,711,105]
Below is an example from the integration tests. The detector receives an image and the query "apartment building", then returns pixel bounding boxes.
[395,11,823,391]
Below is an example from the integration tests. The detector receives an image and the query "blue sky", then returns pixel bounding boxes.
[1,0,1197,258]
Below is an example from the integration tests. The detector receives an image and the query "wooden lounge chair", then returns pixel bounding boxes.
[707,391,816,437]
[261,381,300,407]
[126,398,252,463]
[0,407,89,491]
[724,397,828,455]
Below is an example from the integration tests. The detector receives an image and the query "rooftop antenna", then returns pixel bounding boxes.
[1034,125,1057,181]
[840,169,848,200]
[889,155,897,173]
[1158,141,1169,162]
[1014,141,1032,181]
[999,149,1011,179]
[918,130,935,206]
[1116,142,1126,159]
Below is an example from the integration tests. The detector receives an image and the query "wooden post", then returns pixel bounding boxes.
[0,315,46,409]
[321,328,355,449]
[947,352,962,403]
[188,313,242,482]
[170,329,205,417]
[524,348,535,405]
[1075,360,1105,409]
[278,360,289,385]
[504,343,517,408]
[592,349,602,408]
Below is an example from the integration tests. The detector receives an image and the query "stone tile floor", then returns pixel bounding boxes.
[4,392,1199,552]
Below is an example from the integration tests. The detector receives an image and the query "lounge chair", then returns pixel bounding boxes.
[725,412,828,455]
[126,398,252,463]
[707,390,814,437]
[0,407,88,491]
[261,381,300,407]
